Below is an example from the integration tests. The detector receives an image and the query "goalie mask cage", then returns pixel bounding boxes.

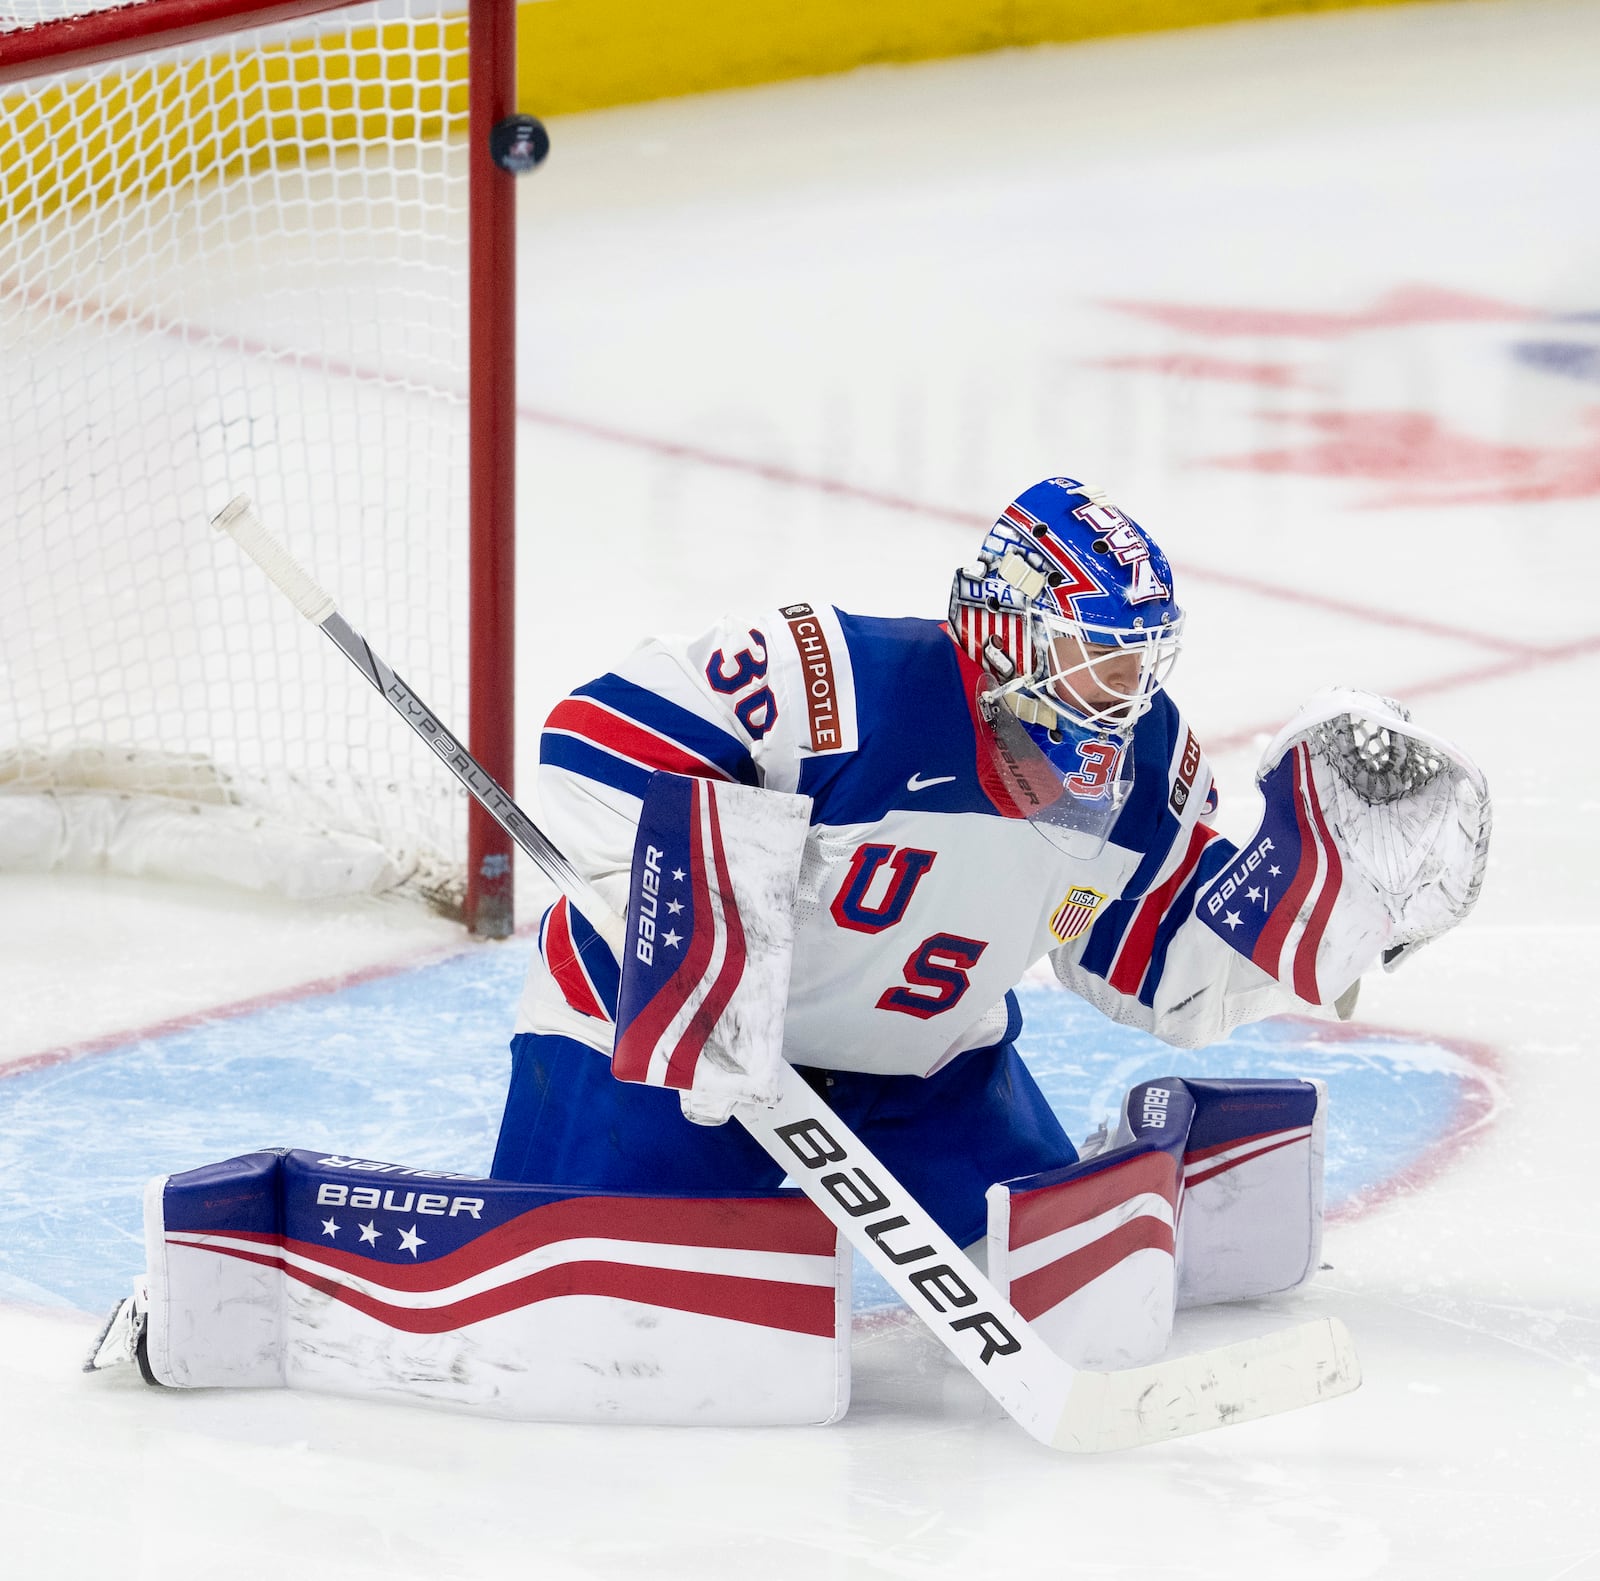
[0,0,518,935]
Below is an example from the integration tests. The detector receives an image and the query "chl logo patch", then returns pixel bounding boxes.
[1049,885,1106,943]
[1169,728,1202,815]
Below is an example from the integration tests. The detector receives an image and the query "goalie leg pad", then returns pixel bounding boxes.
[986,1082,1194,1370]
[1176,1076,1325,1308]
[987,1078,1325,1368]
[495,1027,1077,1252]
[140,1148,850,1426]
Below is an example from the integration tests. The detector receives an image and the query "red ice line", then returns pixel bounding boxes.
[516,402,1555,659]
[7,268,1568,658]
[1280,1013,1505,1226]
[0,938,475,1078]
[1101,283,1539,339]
[1204,631,1600,755]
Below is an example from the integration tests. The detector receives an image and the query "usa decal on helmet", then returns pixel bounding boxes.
[996,499,1108,621]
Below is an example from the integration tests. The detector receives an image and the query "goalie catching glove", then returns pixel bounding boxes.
[1200,688,1490,1003]
[612,773,812,1124]
[1270,688,1490,969]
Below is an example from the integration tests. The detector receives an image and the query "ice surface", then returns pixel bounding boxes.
[3,1,1599,1575]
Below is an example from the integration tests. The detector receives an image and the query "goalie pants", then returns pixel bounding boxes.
[491,998,1078,1249]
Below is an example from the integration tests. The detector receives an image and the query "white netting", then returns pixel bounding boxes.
[3,1,135,26]
[1,0,473,906]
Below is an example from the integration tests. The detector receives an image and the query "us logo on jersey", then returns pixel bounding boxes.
[1049,885,1105,943]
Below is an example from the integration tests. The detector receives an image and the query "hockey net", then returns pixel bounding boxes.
[0,0,515,921]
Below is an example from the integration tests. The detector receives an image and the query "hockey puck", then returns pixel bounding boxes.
[490,115,550,174]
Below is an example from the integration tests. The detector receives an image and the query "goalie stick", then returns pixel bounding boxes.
[211,494,1360,1452]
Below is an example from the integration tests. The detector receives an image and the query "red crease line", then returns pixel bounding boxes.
[0,938,477,1078]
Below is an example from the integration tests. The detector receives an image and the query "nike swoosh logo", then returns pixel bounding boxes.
[906,773,957,793]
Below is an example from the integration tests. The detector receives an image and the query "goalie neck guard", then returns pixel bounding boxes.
[948,478,1184,752]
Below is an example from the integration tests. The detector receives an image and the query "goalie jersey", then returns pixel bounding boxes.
[519,603,1303,1077]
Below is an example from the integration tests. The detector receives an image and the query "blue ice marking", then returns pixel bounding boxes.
[1513,340,1600,384]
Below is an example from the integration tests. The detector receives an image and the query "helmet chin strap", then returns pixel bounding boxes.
[978,660,1094,736]
[984,672,1063,730]
[979,631,1135,738]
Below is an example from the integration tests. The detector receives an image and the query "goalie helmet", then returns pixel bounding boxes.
[948,477,1184,754]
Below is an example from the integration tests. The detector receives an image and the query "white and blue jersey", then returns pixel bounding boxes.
[519,602,1303,1079]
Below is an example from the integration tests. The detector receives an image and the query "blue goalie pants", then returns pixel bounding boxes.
[491,1013,1077,1249]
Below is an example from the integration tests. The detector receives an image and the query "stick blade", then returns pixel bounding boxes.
[1052,1317,1361,1453]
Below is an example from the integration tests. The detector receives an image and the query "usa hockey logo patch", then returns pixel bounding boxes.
[1049,885,1105,943]
[613,774,748,1091]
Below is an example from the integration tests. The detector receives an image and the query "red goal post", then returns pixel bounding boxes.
[1,0,519,937]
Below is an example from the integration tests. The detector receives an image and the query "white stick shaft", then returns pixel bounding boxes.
[319,607,621,947]
[747,1064,1073,1441]
[210,495,617,945]
[740,1072,1358,1450]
